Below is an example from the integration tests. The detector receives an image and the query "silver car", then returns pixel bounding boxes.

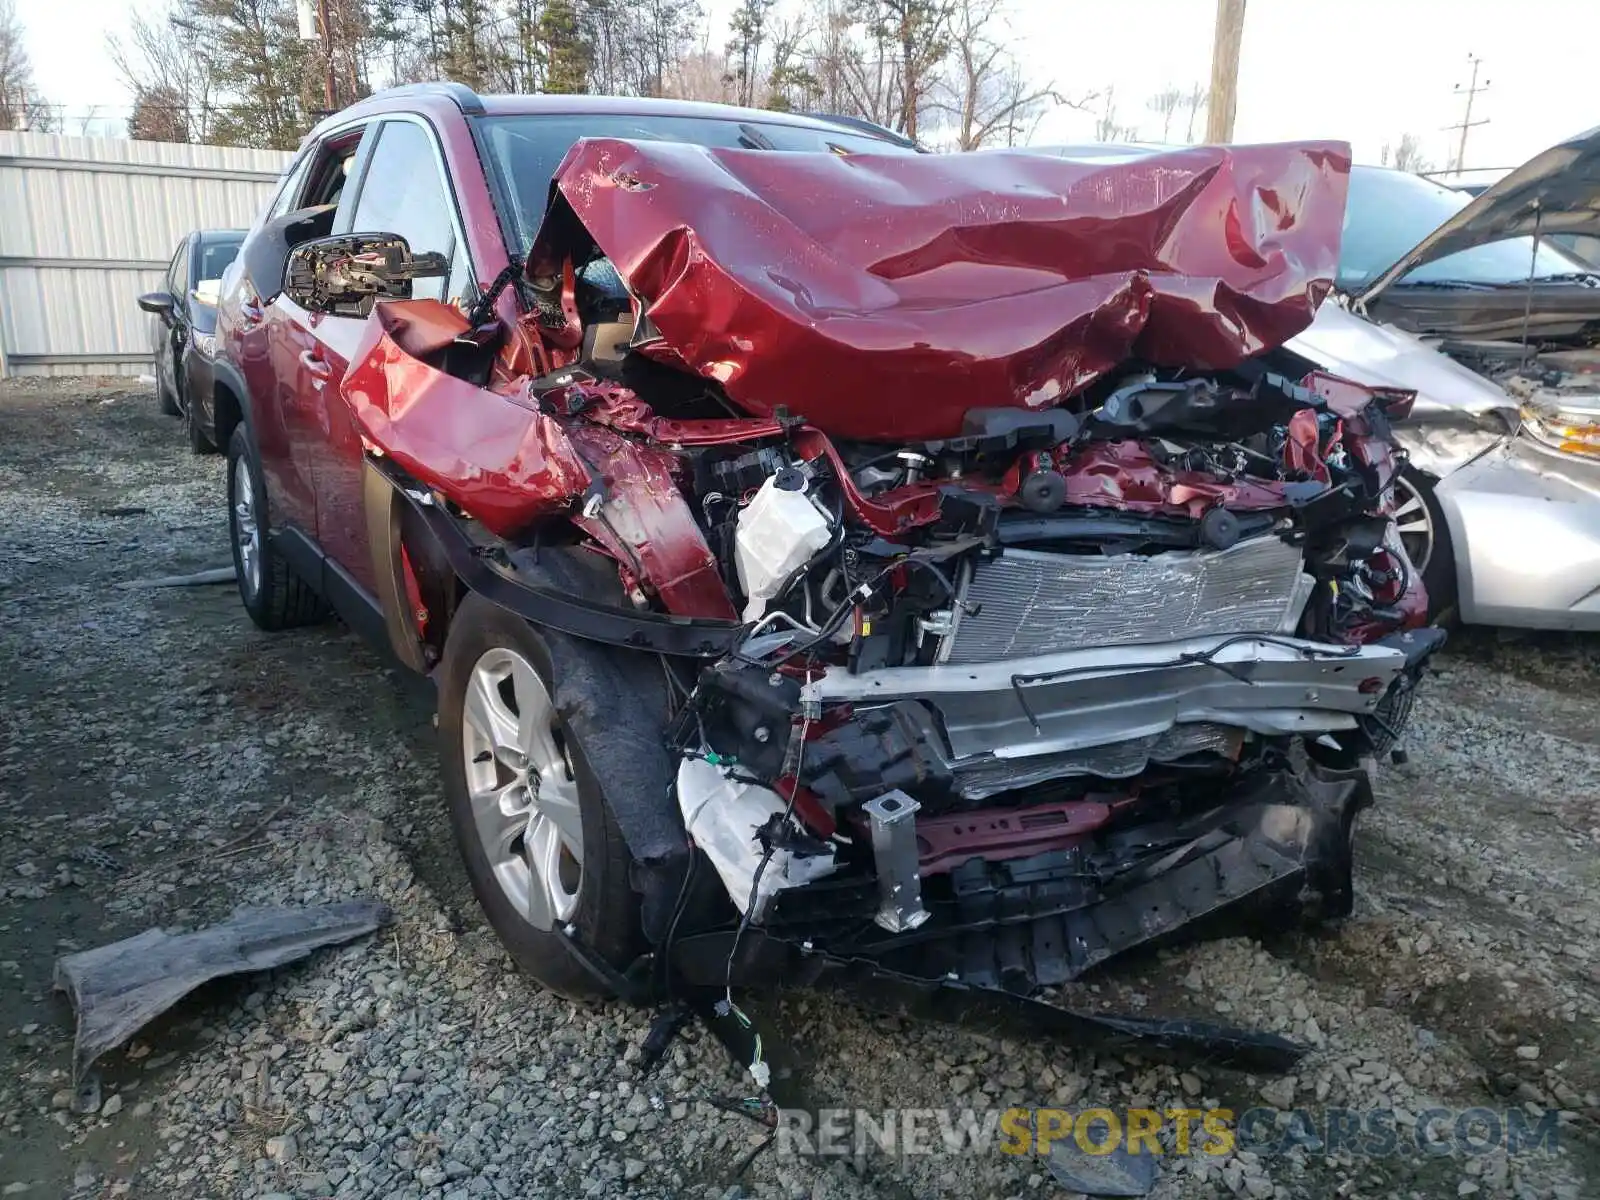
[1290,129,1600,630]
[1025,134,1600,629]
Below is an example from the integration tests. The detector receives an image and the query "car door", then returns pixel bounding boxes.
[156,239,188,401]
[259,129,370,542]
[309,116,474,597]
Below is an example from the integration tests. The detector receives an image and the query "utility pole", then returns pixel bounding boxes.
[1445,53,1489,177]
[318,0,337,111]
[1205,0,1246,143]
[296,0,335,110]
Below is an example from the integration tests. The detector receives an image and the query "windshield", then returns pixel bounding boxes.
[196,233,244,288]
[1338,166,1587,290]
[478,113,919,251]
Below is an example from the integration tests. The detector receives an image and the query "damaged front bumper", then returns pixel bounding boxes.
[659,623,1440,1063]
[633,750,1376,1073]
[807,633,1409,789]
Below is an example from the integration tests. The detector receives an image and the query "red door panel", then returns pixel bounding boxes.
[236,283,317,537]
[306,311,376,595]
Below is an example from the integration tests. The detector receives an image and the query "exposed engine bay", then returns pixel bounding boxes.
[1444,338,1600,455]
[339,137,1444,1025]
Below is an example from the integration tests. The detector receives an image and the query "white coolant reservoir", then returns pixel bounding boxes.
[734,470,833,623]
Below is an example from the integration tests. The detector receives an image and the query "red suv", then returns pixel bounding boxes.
[214,84,1439,1051]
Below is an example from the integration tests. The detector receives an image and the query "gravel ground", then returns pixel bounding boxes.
[0,376,1596,1200]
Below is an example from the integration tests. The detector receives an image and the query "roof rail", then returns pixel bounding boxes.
[368,81,485,115]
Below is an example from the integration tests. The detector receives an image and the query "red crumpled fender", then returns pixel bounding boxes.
[342,301,735,619]
[341,301,592,535]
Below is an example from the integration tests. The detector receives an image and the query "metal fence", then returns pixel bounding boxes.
[0,132,294,378]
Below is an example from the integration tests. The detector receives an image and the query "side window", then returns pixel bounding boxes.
[304,133,364,212]
[165,241,187,299]
[347,121,461,303]
[266,152,313,221]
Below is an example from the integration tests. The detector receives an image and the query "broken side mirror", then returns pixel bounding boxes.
[282,233,449,318]
[137,292,177,322]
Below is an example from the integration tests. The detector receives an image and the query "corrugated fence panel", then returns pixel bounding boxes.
[0,131,294,376]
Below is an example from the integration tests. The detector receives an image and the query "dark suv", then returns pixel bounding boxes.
[214,84,1437,1044]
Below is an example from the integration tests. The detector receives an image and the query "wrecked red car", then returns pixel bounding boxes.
[212,86,1440,1065]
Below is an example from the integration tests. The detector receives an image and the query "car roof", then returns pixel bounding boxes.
[309,87,885,144]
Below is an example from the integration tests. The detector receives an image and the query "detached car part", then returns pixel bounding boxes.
[54,901,392,1083]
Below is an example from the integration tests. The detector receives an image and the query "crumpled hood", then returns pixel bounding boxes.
[530,137,1353,440]
[1356,123,1600,306]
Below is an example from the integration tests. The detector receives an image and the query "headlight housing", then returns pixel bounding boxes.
[191,329,218,359]
[1521,403,1600,457]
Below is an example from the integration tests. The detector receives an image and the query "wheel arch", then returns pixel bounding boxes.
[363,458,698,943]
[212,361,252,459]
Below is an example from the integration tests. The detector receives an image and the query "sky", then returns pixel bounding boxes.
[18,0,1599,175]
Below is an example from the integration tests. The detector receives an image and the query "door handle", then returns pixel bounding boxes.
[300,349,332,381]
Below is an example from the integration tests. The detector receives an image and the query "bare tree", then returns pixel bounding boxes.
[638,0,702,97]
[656,46,727,102]
[725,0,775,107]
[871,0,952,139]
[1146,86,1181,143]
[109,7,218,141]
[764,11,816,110]
[0,0,54,131]
[1093,85,1135,143]
[1381,132,1433,174]
[931,0,1085,150]
[179,0,311,150]
[1180,80,1207,143]
[128,87,191,141]
[827,3,898,127]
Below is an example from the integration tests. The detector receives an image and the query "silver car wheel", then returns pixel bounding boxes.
[232,457,261,600]
[460,647,583,931]
[1391,473,1434,575]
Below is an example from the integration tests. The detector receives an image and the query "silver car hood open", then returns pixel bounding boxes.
[1355,123,1600,306]
[1287,302,1514,417]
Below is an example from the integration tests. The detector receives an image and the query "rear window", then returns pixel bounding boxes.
[478,113,917,250]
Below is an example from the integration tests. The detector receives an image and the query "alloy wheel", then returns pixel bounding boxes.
[460,647,583,930]
[232,457,261,600]
[1391,473,1434,575]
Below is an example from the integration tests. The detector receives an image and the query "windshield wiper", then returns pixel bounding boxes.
[1389,279,1496,290]
[1529,271,1600,286]
[737,123,776,151]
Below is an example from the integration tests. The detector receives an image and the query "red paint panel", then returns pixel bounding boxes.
[340,302,593,535]
[565,423,736,619]
[535,138,1352,440]
[911,799,1113,876]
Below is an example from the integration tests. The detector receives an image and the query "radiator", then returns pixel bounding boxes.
[945,535,1309,664]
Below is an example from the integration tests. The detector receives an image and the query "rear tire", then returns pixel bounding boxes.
[1394,465,1457,624]
[226,424,326,631]
[438,590,641,999]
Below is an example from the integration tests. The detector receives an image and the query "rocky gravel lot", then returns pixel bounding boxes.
[1,376,1597,1200]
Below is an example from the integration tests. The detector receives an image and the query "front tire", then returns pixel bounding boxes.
[438,591,640,999]
[158,373,181,417]
[186,393,216,454]
[225,424,325,630]
[1393,465,1457,624]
